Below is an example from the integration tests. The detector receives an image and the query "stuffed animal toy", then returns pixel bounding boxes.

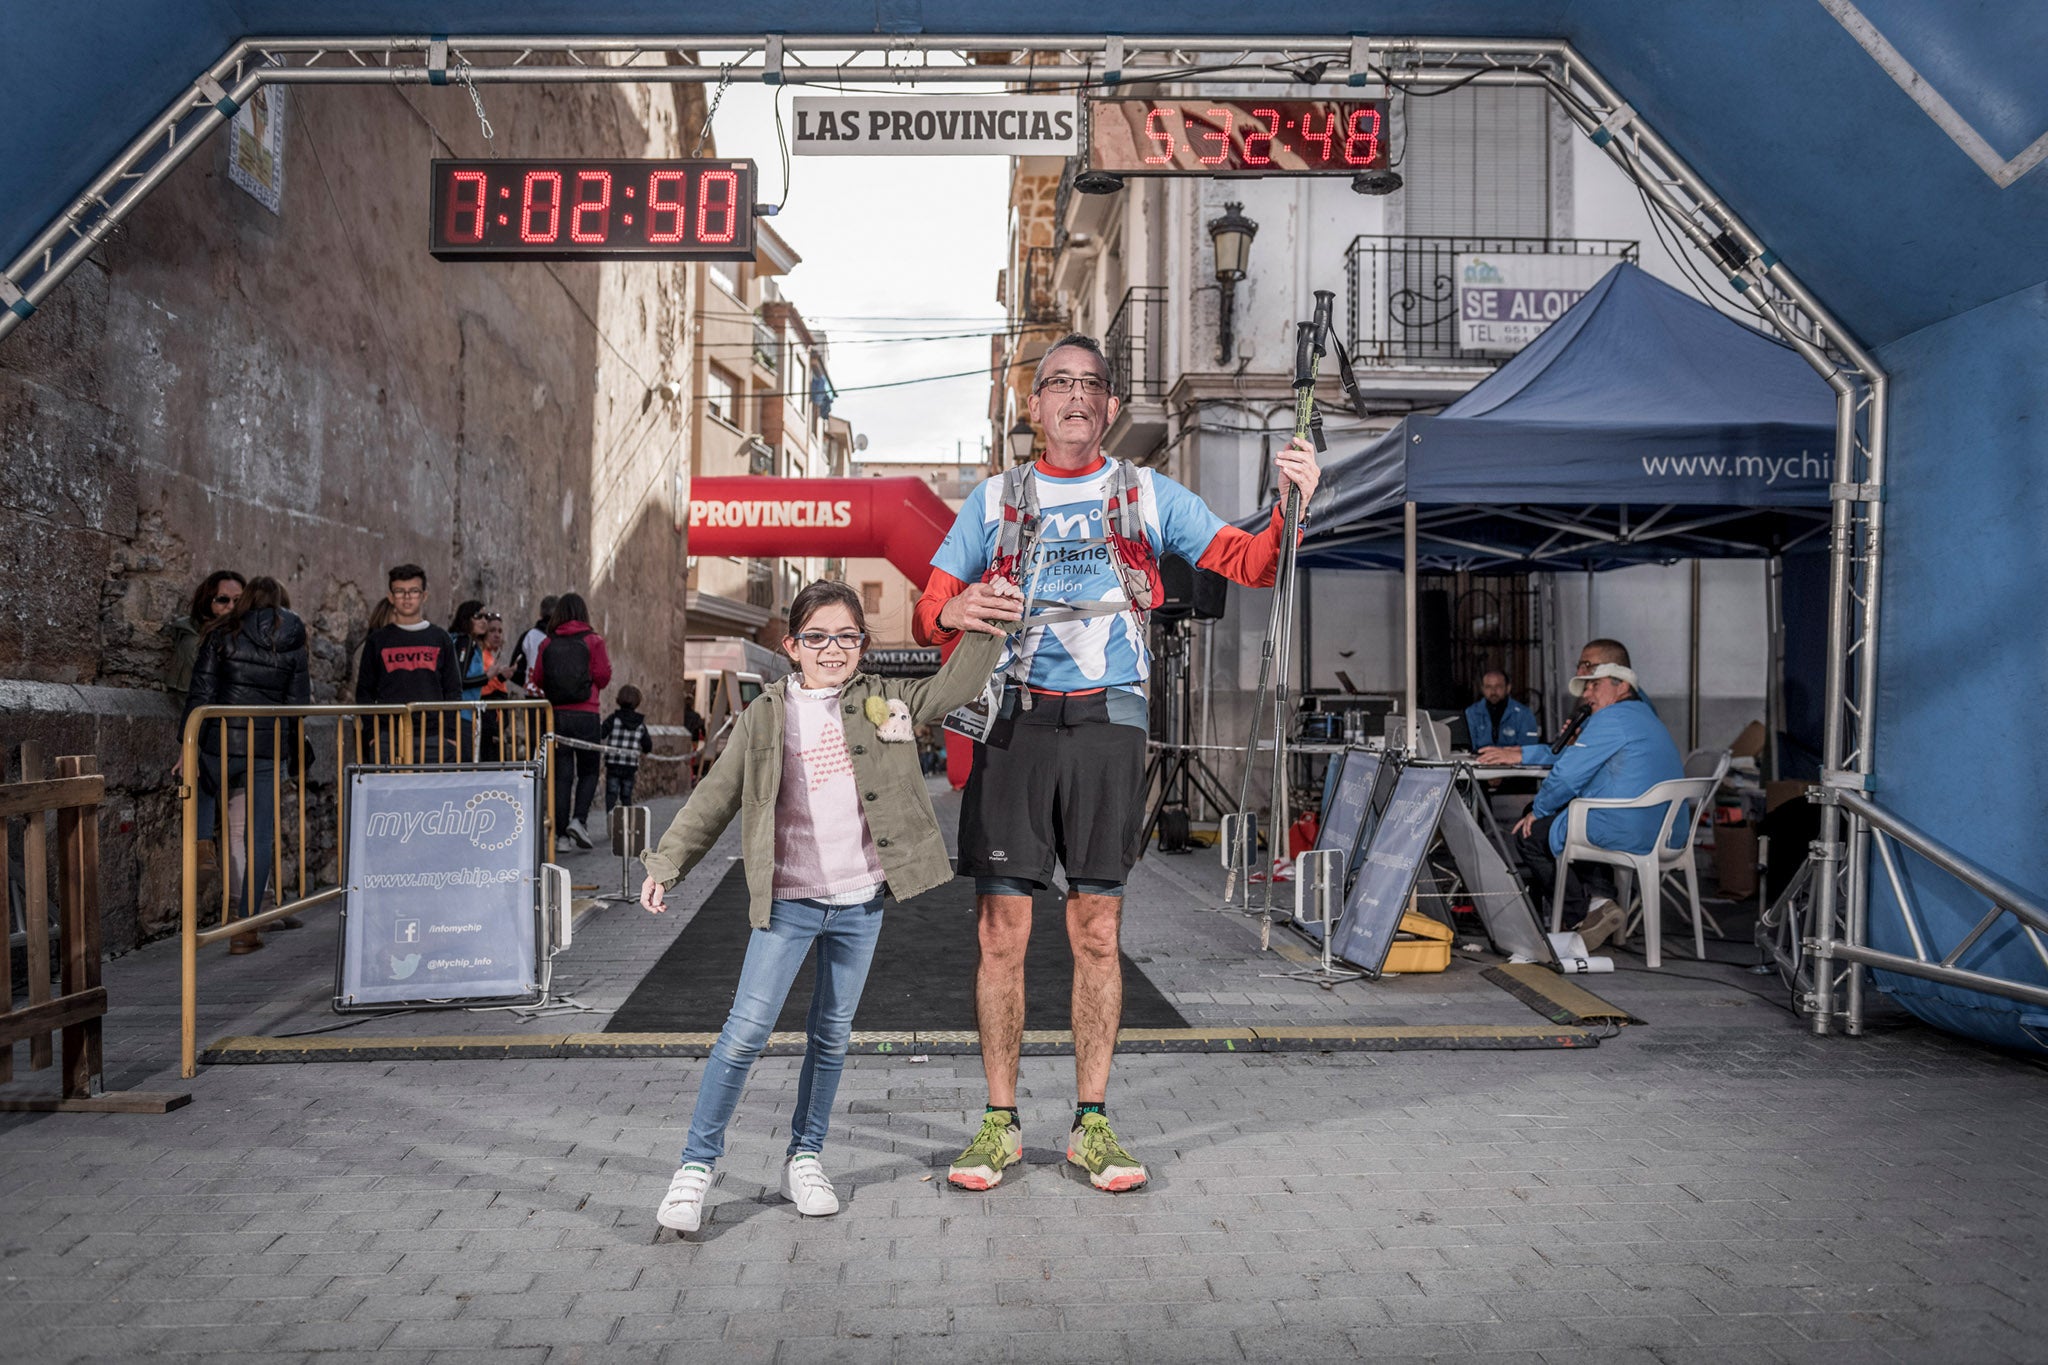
[863,695,916,743]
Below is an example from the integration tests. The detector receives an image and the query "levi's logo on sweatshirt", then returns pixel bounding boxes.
[382,646,443,671]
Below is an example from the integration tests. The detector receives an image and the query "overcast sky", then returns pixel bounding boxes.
[706,81,1011,466]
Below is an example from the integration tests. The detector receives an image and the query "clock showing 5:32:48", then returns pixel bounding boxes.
[1087,98,1389,175]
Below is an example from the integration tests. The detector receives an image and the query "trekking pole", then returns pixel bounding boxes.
[1226,290,1336,948]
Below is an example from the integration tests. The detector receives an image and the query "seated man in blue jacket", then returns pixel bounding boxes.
[1466,670,1542,750]
[1509,660,1683,950]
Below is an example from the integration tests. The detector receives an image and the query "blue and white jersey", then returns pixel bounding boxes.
[932,459,1227,694]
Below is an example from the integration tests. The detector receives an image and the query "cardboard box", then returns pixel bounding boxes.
[1764,780,1811,814]
[1729,720,1767,759]
[1715,823,1758,900]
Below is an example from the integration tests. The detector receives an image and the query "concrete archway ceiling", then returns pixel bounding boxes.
[8,1,2045,348]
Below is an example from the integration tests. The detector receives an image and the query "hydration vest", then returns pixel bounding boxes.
[984,457,1162,625]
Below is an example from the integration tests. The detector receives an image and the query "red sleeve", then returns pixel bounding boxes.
[913,568,970,648]
[1196,505,1298,588]
[590,632,613,693]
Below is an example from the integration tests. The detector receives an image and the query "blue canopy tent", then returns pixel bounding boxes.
[1281,262,1837,571]
[1243,260,1838,769]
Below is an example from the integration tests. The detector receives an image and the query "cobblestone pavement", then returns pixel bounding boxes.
[5,785,2047,1362]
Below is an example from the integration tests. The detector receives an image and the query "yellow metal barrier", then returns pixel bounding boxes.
[177,698,554,1078]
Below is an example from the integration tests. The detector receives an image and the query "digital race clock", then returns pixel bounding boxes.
[429,158,757,261]
[1087,99,1389,175]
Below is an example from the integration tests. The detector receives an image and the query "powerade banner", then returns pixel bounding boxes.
[337,766,542,1008]
[1455,252,1623,353]
[1330,765,1454,975]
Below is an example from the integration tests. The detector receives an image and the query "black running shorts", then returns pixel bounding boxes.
[957,689,1148,888]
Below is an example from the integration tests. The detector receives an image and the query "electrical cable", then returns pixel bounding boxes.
[693,355,1036,403]
[763,81,795,214]
[1600,944,1803,1016]
[275,1008,425,1037]
[692,325,1036,348]
[1632,179,1785,335]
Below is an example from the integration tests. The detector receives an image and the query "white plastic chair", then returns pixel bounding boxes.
[1683,746,1730,779]
[1549,754,1729,968]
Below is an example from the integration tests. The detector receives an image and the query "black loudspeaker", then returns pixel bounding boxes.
[1417,587,1458,709]
[1155,553,1227,621]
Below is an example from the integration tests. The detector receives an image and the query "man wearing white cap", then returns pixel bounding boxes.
[1508,658,1683,949]
[1476,638,1637,769]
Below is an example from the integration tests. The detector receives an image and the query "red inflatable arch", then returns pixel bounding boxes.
[685,474,981,786]
[684,476,958,587]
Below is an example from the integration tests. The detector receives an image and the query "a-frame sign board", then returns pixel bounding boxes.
[1326,761,1560,977]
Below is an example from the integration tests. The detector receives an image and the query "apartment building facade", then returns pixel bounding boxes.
[685,222,852,643]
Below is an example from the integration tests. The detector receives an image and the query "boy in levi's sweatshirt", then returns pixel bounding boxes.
[638,579,1014,1235]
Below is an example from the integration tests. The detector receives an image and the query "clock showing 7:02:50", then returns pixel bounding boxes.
[1087,99,1390,175]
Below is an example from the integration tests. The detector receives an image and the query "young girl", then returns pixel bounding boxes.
[640,579,1011,1234]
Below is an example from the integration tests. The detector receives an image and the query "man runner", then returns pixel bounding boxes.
[915,333,1320,1192]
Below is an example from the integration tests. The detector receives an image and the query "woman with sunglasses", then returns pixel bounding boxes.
[639,578,1015,1235]
[168,570,246,875]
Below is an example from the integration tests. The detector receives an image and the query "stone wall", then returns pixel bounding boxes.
[1,77,705,950]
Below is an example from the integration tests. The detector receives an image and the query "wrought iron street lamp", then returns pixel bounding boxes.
[1207,201,1258,364]
[1007,415,1037,466]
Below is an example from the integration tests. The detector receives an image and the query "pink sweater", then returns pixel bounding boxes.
[773,683,885,901]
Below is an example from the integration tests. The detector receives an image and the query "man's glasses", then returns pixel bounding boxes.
[1035,373,1109,396]
[793,630,867,651]
[390,587,425,599]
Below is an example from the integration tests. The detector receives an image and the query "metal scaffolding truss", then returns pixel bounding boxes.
[6,29,2015,1038]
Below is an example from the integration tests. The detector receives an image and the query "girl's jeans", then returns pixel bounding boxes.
[680,895,884,1166]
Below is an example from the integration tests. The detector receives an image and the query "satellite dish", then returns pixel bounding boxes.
[853,433,869,452]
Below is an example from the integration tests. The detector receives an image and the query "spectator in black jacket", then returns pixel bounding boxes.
[169,569,245,870]
[354,563,462,761]
[185,576,310,954]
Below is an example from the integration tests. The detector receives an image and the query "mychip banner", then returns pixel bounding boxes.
[337,765,543,1009]
[1455,252,1623,353]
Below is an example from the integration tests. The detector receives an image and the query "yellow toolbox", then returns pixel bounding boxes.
[1382,910,1453,974]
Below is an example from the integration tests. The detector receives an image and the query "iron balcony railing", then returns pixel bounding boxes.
[1106,285,1168,404]
[1344,235,1638,364]
[752,315,779,373]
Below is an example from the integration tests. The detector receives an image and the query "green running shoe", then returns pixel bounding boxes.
[1067,1111,1148,1192]
[948,1110,1023,1190]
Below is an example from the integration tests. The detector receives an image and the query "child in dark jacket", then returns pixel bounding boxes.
[600,684,655,810]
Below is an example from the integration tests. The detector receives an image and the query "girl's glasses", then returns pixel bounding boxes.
[794,630,867,651]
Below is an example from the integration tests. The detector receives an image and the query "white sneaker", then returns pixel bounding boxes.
[567,819,593,849]
[657,1163,713,1232]
[782,1153,841,1217]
